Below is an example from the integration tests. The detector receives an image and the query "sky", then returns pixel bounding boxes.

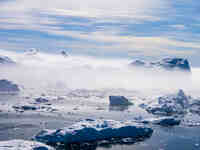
[0,0,200,66]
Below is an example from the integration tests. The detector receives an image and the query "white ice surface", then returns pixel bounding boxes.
[0,140,54,150]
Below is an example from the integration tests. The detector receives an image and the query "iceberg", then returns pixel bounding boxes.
[141,117,181,126]
[35,119,153,145]
[109,96,133,106]
[35,97,49,103]
[146,90,190,116]
[0,140,54,150]
[0,79,20,93]
[129,58,191,72]
[60,50,68,57]
[0,55,16,65]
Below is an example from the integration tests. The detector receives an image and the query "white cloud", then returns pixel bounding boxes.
[0,0,199,59]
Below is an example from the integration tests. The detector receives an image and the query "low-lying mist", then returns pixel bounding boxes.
[0,50,199,94]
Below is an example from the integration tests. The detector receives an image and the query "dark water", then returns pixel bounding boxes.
[96,126,200,150]
[0,94,200,150]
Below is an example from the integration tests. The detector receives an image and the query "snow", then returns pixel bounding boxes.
[109,96,133,106]
[35,119,153,145]
[0,79,20,93]
[129,58,191,72]
[0,140,54,150]
[146,89,190,116]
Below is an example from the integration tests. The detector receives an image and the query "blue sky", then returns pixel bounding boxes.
[0,0,200,66]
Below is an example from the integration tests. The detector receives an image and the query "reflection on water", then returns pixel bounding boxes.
[109,105,129,112]
[54,136,152,150]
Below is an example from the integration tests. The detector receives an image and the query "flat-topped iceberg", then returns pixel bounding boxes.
[0,140,54,150]
[146,90,190,116]
[129,58,191,72]
[35,119,153,145]
[0,79,20,93]
[109,96,133,106]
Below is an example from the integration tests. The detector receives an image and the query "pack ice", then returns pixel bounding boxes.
[35,119,153,145]
[0,140,54,150]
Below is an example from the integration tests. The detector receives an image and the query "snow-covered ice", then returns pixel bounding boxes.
[35,119,153,145]
[146,90,190,116]
[0,140,54,150]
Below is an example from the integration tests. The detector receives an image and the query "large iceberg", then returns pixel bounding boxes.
[0,140,54,150]
[146,90,190,116]
[0,79,20,92]
[129,58,191,72]
[35,119,153,145]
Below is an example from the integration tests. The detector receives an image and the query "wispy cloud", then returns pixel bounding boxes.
[0,0,200,65]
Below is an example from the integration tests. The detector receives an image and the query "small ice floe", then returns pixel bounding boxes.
[35,119,153,145]
[0,79,20,93]
[13,105,37,111]
[129,57,191,72]
[146,89,190,116]
[13,104,57,113]
[0,55,16,65]
[109,96,133,106]
[141,117,181,126]
[0,139,54,150]
[35,97,49,103]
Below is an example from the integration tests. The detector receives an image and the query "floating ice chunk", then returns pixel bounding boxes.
[35,119,153,145]
[141,117,181,126]
[13,104,57,113]
[0,140,54,150]
[129,58,191,72]
[189,99,200,115]
[13,105,37,111]
[0,79,20,93]
[146,90,190,116]
[109,96,133,106]
[35,97,49,103]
